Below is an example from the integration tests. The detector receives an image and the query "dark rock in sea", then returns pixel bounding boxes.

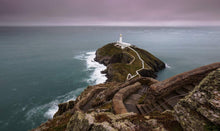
[100,69,107,74]
[138,68,157,78]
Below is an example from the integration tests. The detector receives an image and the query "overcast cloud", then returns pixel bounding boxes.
[0,0,220,26]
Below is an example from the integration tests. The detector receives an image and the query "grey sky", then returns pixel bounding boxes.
[0,0,220,26]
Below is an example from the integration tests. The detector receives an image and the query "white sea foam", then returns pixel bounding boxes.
[26,51,107,121]
[165,63,171,69]
[74,51,107,85]
[26,89,79,120]
[85,51,107,84]
[43,101,59,119]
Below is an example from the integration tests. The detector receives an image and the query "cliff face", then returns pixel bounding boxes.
[34,67,220,131]
[95,43,165,82]
[33,42,220,131]
[174,68,220,131]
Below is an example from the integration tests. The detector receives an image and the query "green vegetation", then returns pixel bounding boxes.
[97,102,112,111]
[134,47,164,71]
[96,43,122,57]
[49,111,72,131]
[204,122,220,131]
[96,43,165,82]
[95,113,111,123]
[138,94,147,104]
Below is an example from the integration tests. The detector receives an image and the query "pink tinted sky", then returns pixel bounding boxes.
[0,0,220,26]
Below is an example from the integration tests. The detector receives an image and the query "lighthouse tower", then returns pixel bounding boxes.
[115,34,131,49]
[119,34,122,43]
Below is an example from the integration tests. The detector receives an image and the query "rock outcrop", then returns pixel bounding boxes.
[174,68,220,131]
[65,111,174,131]
[95,43,165,82]
[135,63,220,116]
[151,62,220,97]
[142,62,220,105]
[54,101,75,117]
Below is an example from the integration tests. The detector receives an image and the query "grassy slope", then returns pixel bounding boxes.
[96,43,164,82]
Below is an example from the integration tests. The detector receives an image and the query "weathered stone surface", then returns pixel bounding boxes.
[66,111,138,131]
[113,82,141,114]
[65,111,172,131]
[174,68,220,130]
[148,62,220,101]
[66,111,93,131]
[91,77,158,108]
[54,100,75,117]
[32,110,73,131]
[74,85,107,112]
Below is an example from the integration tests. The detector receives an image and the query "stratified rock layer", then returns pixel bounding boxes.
[174,68,220,131]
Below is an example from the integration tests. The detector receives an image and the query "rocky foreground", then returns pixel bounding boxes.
[33,43,220,131]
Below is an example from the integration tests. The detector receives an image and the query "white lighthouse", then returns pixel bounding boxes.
[119,34,123,43]
[115,34,131,49]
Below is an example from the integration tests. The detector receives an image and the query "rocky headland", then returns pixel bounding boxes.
[33,43,220,131]
[95,43,165,82]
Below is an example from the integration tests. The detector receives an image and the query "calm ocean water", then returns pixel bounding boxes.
[0,26,220,130]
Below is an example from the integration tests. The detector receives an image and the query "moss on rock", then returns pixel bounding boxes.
[174,68,220,130]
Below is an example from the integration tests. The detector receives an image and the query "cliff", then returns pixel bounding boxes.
[33,42,220,131]
[174,68,220,130]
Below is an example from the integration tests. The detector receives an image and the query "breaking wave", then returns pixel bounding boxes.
[26,51,107,123]
[165,63,171,69]
[74,51,107,85]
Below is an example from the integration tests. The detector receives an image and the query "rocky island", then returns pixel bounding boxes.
[95,43,165,82]
[33,40,220,131]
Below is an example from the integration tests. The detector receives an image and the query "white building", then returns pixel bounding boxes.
[115,34,131,49]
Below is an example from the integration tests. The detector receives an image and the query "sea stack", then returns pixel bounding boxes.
[95,35,165,82]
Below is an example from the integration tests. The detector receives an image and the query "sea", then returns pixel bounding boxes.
[0,26,220,131]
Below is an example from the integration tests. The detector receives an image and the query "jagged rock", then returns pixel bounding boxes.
[66,111,93,131]
[66,111,169,131]
[66,111,137,131]
[174,68,220,131]
[144,62,220,105]
[138,69,156,78]
[54,101,75,117]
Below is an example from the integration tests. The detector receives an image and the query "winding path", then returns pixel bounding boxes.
[126,46,145,80]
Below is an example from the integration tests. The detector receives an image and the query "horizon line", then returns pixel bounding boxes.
[1,24,220,27]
